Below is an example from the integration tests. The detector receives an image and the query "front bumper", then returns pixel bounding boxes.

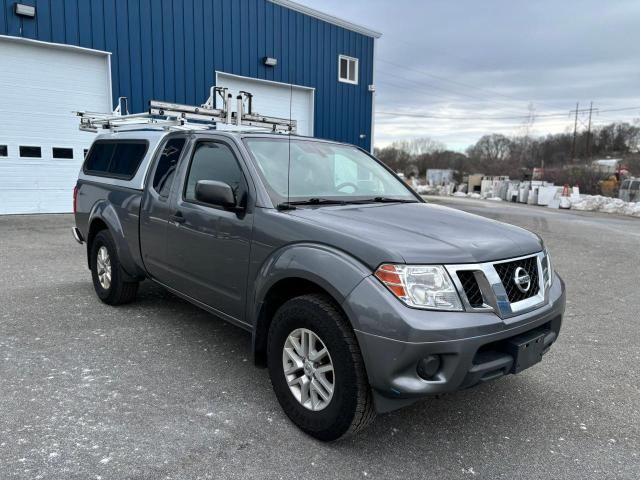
[343,273,565,413]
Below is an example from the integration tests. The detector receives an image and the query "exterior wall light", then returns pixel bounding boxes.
[263,57,278,67]
[15,3,36,17]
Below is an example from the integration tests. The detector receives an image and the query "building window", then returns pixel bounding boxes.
[53,147,74,159]
[338,55,358,85]
[20,146,42,158]
[0,145,7,157]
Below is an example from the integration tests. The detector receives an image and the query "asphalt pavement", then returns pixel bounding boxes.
[0,200,638,479]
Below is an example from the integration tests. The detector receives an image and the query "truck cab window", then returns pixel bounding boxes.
[184,142,246,204]
[153,138,186,197]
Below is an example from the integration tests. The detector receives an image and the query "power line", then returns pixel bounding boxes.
[377,71,503,104]
[375,105,640,122]
[571,103,579,160]
[376,59,640,121]
[378,58,533,104]
[376,70,538,114]
[376,110,572,121]
[377,58,574,112]
[586,101,594,160]
[375,80,482,108]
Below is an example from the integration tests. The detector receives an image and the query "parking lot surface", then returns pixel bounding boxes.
[1,200,638,479]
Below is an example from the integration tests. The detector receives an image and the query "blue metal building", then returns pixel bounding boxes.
[0,0,380,149]
[0,0,380,214]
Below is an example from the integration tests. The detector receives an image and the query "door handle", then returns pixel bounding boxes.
[170,212,185,224]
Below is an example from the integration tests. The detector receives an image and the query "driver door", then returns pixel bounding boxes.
[163,138,254,323]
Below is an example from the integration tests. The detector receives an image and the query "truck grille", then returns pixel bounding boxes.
[494,255,540,303]
[457,271,484,308]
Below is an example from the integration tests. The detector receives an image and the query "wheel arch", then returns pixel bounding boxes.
[85,202,145,280]
[86,217,109,269]
[250,243,371,366]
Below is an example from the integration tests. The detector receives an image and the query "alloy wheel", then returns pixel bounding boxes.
[96,246,112,290]
[282,328,335,411]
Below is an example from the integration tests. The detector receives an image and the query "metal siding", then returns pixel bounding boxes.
[150,0,164,99]
[103,0,119,95]
[264,0,274,82]
[35,0,52,41]
[78,0,92,46]
[0,0,5,36]
[1,0,374,149]
[90,0,105,50]
[282,6,290,83]
[230,0,240,73]
[115,0,131,108]
[172,0,185,104]
[329,24,338,141]
[221,0,231,72]
[128,0,143,112]
[140,0,154,103]
[183,0,196,105]
[193,0,205,100]
[21,1,38,38]
[202,0,214,88]
[239,0,249,76]
[50,0,66,43]
[161,0,175,101]
[212,0,223,83]
[63,0,79,45]
[5,0,21,36]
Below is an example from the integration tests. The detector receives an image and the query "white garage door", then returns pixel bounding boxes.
[0,36,111,214]
[216,72,314,136]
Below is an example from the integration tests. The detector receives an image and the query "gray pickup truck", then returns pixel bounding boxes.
[73,129,565,441]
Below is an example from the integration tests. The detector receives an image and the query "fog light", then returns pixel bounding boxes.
[417,355,441,380]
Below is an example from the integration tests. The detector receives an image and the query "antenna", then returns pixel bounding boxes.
[287,79,293,208]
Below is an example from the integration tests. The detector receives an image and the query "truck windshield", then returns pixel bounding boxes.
[243,137,417,206]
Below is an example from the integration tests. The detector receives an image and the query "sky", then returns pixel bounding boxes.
[301,0,640,151]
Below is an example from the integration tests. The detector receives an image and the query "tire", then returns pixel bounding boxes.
[90,229,139,305]
[267,294,375,441]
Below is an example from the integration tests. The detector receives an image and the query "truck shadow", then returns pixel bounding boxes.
[132,280,565,455]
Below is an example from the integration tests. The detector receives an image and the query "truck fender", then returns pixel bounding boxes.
[87,200,145,280]
[250,243,372,363]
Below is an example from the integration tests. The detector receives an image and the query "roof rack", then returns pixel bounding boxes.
[76,87,297,134]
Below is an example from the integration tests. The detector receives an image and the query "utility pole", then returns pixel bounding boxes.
[585,101,593,160]
[570,102,579,162]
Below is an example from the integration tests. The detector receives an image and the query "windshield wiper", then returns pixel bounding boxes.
[360,197,420,204]
[276,198,350,210]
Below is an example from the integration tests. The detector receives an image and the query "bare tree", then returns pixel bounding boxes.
[390,137,445,156]
[467,133,512,165]
[374,146,413,174]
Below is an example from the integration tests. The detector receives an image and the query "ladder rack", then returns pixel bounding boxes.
[77,87,297,134]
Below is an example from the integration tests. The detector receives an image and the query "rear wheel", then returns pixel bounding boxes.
[267,294,375,441]
[90,230,139,305]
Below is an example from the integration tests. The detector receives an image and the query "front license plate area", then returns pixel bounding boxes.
[507,331,545,374]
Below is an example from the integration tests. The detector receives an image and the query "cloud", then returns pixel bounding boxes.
[300,0,640,149]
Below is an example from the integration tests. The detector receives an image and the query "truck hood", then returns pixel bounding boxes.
[288,202,542,265]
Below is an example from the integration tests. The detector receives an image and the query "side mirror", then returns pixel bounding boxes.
[195,180,236,208]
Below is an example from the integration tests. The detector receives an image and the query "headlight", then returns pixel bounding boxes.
[542,249,553,288]
[374,264,463,311]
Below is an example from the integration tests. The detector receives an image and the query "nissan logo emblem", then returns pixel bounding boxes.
[513,267,531,293]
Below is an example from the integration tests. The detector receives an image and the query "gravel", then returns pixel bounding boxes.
[0,204,638,479]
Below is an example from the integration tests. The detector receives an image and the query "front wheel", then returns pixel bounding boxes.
[90,230,139,305]
[267,294,375,441]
